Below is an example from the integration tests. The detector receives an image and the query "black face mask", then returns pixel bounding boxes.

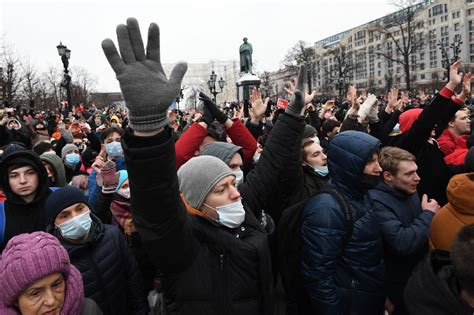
[47,176,54,187]
[361,173,380,190]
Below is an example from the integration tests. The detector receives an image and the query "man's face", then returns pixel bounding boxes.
[228,153,243,172]
[450,109,471,135]
[302,142,327,168]
[8,165,39,199]
[201,175,240,220]
[383,160,420,195]
[54,203,90,226]
[363,153,383,176]
[104,132,121,144]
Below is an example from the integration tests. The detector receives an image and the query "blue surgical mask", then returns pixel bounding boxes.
[313,165,329,177]
[105,141,123,158]
[65,153,80,166]
[56,211,92,240]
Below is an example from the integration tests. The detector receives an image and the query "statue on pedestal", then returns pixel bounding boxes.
[239,37,253,74]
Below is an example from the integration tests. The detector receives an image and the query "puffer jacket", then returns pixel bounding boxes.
[302,131,385,315]
[122,112,305,315]
[369,181,433,310]
[430,172,474,251]
[49,215,148,315]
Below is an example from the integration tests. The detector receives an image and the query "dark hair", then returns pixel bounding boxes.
[101,127,123,142]
[321,119,341,137]
[452,224,474,296]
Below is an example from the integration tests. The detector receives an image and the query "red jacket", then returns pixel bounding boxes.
[175,119,257,169]
[444,135,468,166]
[437,129,468,156]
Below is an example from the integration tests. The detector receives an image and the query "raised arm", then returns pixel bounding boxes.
[102,17,199,273]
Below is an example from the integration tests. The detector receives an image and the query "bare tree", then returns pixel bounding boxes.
[323,44,355,97]
[372,0,425,92]
[69,66,97,106]
[1,41,24,107]
[19,57,40,108]
[282,40,317,90]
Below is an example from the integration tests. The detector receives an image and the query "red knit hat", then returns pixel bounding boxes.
[399,108,423,134]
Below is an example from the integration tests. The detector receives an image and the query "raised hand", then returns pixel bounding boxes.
[347,84,357,103]
[249,87,267,120]
[387,87,398,111]
[285,66,307,117]
[421,194,440,214]
[102,18,187,132]
[447,59,463,91]
[460,72,472,101]
[199,92,228,124]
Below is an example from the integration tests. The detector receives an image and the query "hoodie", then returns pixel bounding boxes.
[40,153,68,187]
[430,173,474,251]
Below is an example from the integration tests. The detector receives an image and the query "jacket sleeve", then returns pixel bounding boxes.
[245,120,264,140]
[116,228,149,314]
[238,113,305,219]
[86,131,102,153]
[92,192,113,224]
[226,118,257,169]
[372,200,434,256]
[302,196,346,314]
[122,127,201,274]
[401,88,461,156]
[307,111,322,132]
[174,122,207,169]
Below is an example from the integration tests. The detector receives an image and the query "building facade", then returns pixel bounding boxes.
[268,0,473,96]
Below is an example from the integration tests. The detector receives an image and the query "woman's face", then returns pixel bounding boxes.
[17,272,65,315]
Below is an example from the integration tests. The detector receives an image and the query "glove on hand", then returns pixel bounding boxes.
[60,128,73,144]
[285,65,307,118]
[199,92,228,124]
[101,161,119,194]
[102,17,188,132]
[358,93,378,121]
[200,101,215,126]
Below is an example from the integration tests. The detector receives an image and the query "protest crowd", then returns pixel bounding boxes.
[1,17,474,315]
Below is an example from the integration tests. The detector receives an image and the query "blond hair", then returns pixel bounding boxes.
[379,146,416,175]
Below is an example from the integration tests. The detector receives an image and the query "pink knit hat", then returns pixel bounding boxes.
[0,232,84,314]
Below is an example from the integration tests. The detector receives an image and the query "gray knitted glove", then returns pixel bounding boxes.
[285,66,307,118]
[60,127,73,144]
[102,18,188,131]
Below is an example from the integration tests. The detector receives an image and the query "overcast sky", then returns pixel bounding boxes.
[2,0,397,92]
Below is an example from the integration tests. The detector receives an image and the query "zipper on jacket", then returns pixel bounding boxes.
[220,254,224,272]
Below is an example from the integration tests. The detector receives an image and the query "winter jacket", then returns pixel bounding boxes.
[0,150,52,251]
[64,162,89,183]
[175,118,257,170]
[369,181,433,310]
[82,298,103,315]
[40,153,68,187]
[444,136,469,166]
[430,173,474,251]
[404,250,474,314]
[122,112,305,315]
[438,129,468,156]
[387,88,464,206]
[0,124,32,149]
[49,215,148,315]
[302,131,385,315]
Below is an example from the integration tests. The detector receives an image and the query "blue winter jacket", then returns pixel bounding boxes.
[368,182,433,307]
[302,131,385,315]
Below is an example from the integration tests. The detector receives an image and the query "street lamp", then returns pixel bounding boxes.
[57,42,72,110]
[207,70,226,102]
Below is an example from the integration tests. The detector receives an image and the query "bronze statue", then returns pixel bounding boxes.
[239,37,253,73]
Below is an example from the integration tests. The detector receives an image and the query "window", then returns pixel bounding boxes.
[378,71,381,76]
[441,26,449,37]
[471,55,474,63]
[455,23,460,31]
[429,29,436,39]
[420,52,425,60]
[471,44,474,54]
[432,4,444,16]
[421,74,426,80]
[470,21,474,31]
[430,50,437,60]
[420,63,425,70]
[430,61,438,68]
[432,72,438,80]
[429,40,437,50]
[470,32,474,41]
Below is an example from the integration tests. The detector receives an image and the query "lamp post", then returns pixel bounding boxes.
[437,36,463,81]
[56,42,72,110]
[207,70,226,102]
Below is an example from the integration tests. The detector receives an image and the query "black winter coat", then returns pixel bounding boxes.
[302,131,385,315]
[369,182,433,310]
[52,215,148,315]
[404,250,474,315]
[122,113,305,315]
[0,150,52,251]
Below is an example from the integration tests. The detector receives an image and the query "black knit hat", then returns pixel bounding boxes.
[45,186,90,225]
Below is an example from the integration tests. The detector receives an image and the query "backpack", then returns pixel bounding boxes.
[0,187,60,247]
[277,186,353,315]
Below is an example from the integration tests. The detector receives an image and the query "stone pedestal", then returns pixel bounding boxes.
[236,73,261,117]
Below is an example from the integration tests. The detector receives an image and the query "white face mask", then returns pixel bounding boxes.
[204,200,246,228]
[233,170,244,187]
[117,187,130,199]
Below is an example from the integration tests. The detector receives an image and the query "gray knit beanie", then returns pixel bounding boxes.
[177,156,234,209]
[200,142,243,166]
[61,144,79,159]
[303,124,317,139]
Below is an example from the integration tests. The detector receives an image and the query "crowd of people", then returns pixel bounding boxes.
[1,17,474,315]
